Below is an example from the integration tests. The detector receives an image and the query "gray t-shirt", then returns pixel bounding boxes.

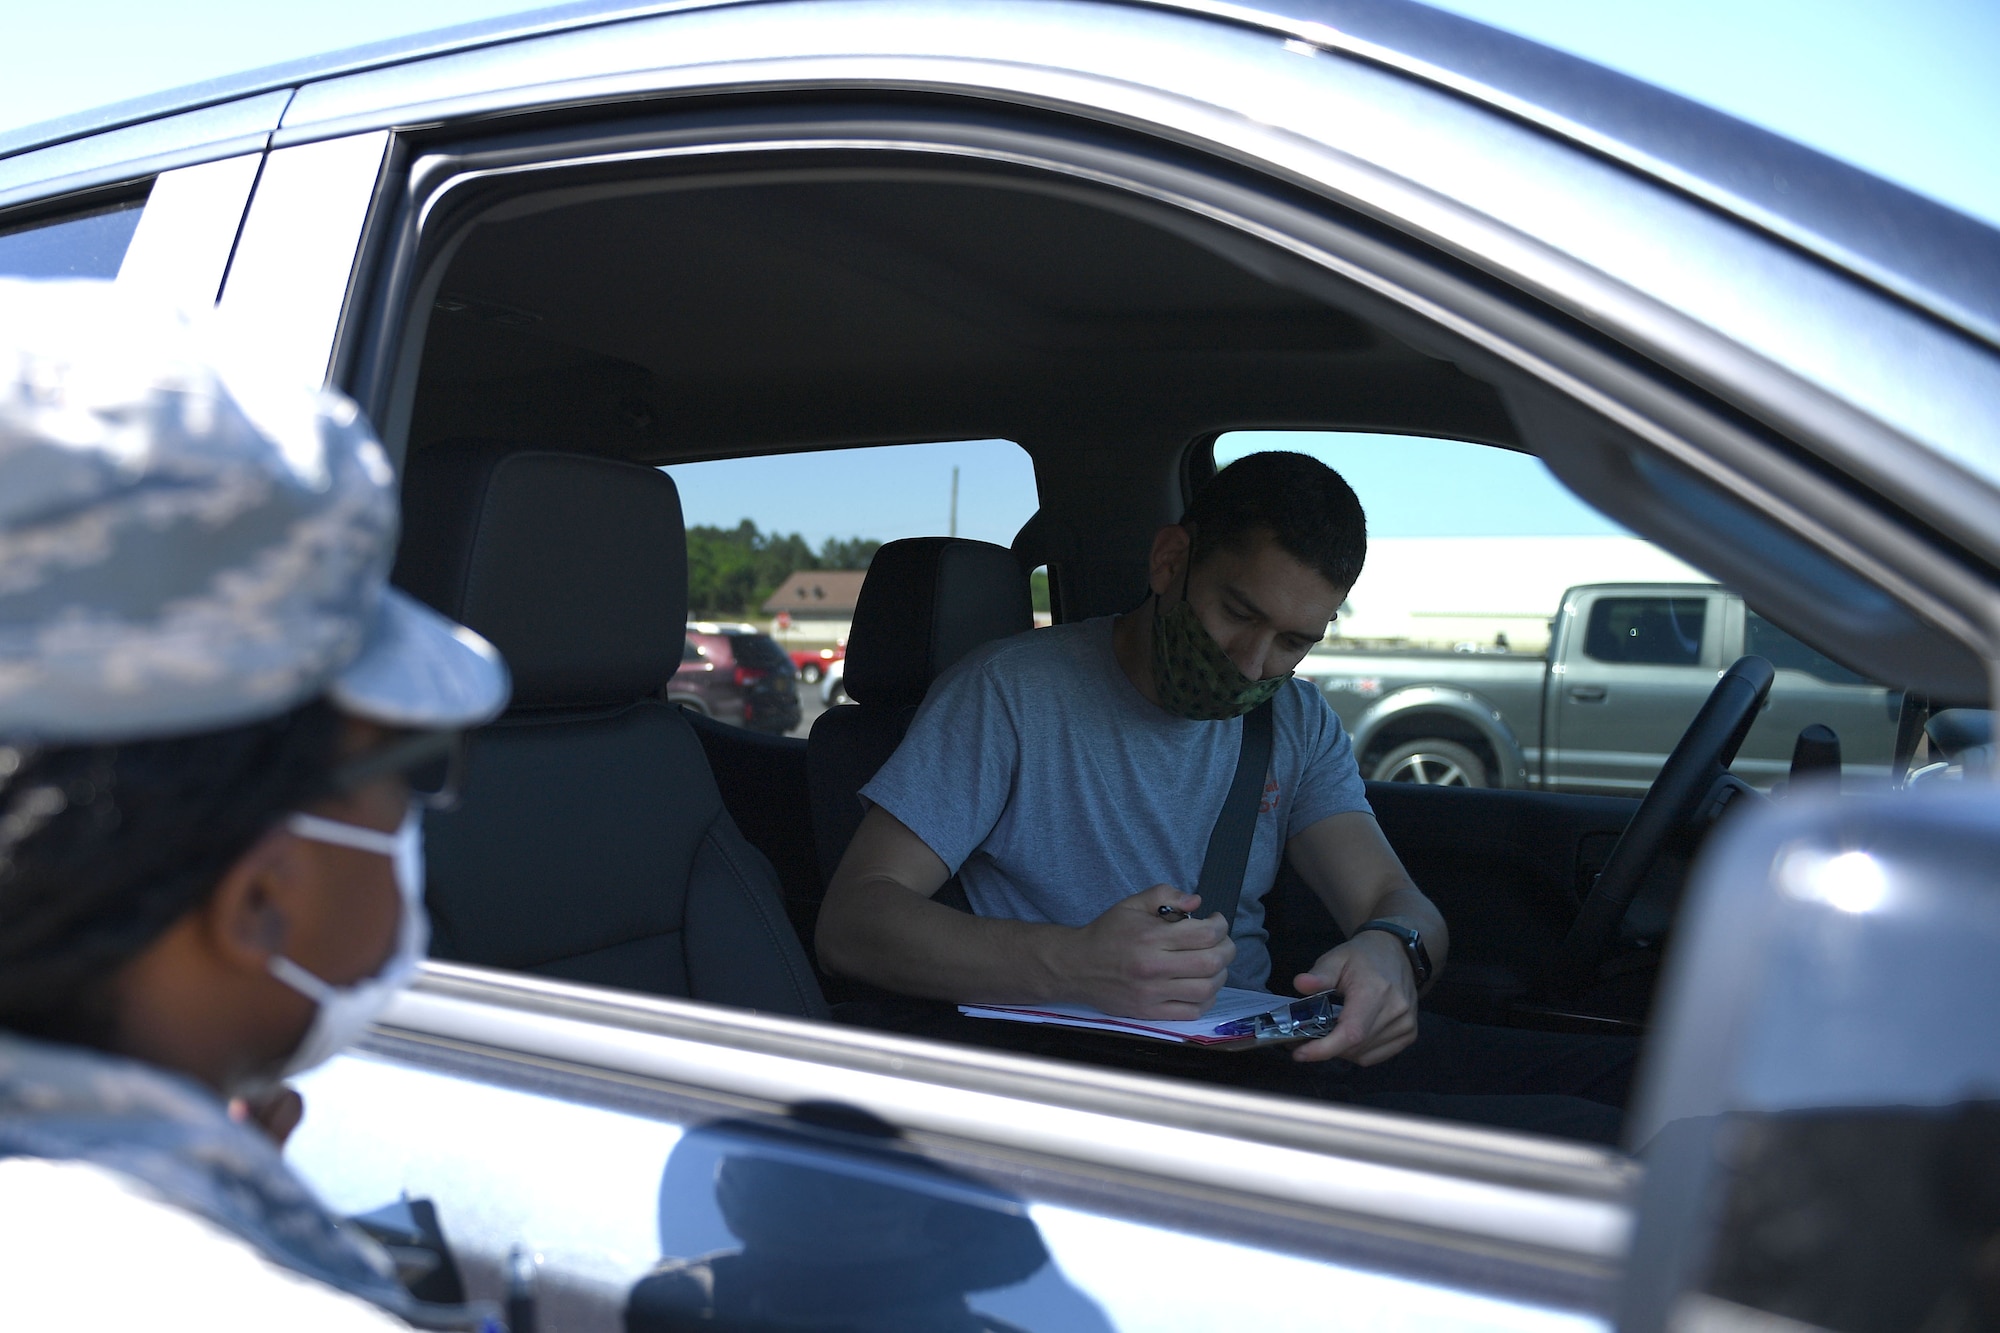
[861,616,1372,989]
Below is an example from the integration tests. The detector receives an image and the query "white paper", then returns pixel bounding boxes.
[959,987,1297,1044]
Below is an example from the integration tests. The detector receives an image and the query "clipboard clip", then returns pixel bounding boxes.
[1212,990,1343,1042]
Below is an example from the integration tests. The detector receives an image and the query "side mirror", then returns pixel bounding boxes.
[1621,786,2000,1332]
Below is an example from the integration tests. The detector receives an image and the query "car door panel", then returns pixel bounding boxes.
[1267,783,1637,1021]
[287,965,1631,1331]
[216,131,390,392]
[113,153,264,313]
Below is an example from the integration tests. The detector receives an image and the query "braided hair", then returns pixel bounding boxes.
[0,699,346,1046]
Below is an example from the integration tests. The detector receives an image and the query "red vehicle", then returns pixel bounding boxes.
[789,642,845,685]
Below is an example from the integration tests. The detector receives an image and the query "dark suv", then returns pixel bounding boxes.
[668,622,801,734]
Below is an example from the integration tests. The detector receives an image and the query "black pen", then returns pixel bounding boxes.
[1157,905,1193,922]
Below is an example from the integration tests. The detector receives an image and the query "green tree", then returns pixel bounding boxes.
[818,536,881,570]
[684,520,881,618]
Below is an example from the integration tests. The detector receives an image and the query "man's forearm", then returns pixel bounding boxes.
[1357,883,1450,977]
[817,876,1073,1005]
[1287,813,1452,981]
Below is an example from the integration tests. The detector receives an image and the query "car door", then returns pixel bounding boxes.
[188,0,1997,1323]
[1547,588,1726,796]
[288,966,1633,1330]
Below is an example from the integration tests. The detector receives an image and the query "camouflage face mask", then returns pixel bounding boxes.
[1148,577,1288,721]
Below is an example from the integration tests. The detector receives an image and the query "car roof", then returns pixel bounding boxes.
[2,0,1993,348]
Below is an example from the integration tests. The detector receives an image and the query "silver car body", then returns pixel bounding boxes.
[3,2,1995,1328]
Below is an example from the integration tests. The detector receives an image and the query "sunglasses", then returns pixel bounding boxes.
[327,729,467,810]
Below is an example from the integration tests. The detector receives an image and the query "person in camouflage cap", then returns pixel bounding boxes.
[0,279,508,1330]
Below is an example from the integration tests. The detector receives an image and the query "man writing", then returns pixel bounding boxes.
[818,451,1631,1139]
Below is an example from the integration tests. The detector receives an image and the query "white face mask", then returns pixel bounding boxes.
[265,806,429,1079]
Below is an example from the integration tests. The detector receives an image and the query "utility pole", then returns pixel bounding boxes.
[949,465,960,538]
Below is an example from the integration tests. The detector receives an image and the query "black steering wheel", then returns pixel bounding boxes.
[1545,655,1776,993]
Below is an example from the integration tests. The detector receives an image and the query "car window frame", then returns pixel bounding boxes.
[0,182,153,281]
[236,27,1995,1304]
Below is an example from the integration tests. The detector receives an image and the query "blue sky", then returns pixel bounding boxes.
[665,441,1042,550]
[660,432,1618,550]
[1213,432,1626,539]
[5,0,1992,547]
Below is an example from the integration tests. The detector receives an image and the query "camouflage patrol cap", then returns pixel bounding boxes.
[0,278,509,743]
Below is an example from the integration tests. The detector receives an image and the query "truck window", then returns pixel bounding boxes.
[661,438,1037,736]
[1212,431,1699,654]
[1744,611,1869,686]
[0,190,150,279]
[1584,597,1708,666]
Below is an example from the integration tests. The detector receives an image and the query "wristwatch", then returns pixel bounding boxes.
[1355,919,1434,991]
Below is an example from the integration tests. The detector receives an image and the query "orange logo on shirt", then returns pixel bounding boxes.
[1259,777,1281,815]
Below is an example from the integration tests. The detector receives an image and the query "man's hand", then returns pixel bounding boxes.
[1052,884,1235,1020]
[1288,929,1418,1065]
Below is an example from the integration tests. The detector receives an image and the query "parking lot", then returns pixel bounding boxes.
[786,688,831,740]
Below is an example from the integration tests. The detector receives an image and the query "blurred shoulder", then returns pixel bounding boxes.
[0,1158,413,1330]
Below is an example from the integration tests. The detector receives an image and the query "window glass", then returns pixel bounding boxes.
[1584,597,1708,666]
[663,438,1037,736]
[1210,431,1901,794]
[0,193,149,280]
[1213,431,1698,656]
[1745,610,1868,686]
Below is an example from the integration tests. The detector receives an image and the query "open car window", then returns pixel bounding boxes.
[379,118,1927,1155]
[1215,430,1900,793]
[663,439,1038,735]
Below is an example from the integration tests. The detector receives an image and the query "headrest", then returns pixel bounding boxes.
[393,441,686,710]
[845,538,1034,709]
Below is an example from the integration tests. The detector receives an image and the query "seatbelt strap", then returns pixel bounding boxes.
[1193,698,1275,930]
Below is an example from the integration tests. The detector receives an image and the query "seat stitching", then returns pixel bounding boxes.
[698,814,823,1016]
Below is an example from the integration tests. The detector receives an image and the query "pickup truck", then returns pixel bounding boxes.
[1304,583,1901,795]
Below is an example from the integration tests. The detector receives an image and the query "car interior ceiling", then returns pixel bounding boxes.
[402,163,1519,613]
[388,152,1981,1035]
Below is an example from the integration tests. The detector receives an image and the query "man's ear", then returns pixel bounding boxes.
[199,828,300,974]
[1147,524,1193,600]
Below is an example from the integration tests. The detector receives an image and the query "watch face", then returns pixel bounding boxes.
[1408,938,1433,986]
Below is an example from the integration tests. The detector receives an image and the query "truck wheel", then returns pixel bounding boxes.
[1371,739,1488,787]
[800,663,822,684]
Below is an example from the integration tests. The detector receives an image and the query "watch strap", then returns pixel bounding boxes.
[1355,919,1433,989]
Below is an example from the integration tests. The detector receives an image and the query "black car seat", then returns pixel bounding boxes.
[805,537,1035,901]
[392,441,827,1019]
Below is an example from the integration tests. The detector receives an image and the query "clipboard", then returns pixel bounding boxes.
[958,987,1342,1050]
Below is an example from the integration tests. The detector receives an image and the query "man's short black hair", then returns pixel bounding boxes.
[1182,450,1367,591]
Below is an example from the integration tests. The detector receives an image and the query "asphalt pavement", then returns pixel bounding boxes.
[787,688,831,740]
